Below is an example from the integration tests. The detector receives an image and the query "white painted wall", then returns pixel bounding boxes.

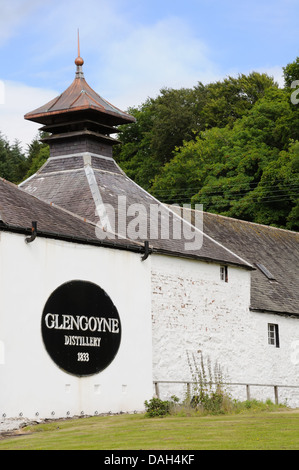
[1,230,298,420]
[151,254,299,407]
[0,231,152,419]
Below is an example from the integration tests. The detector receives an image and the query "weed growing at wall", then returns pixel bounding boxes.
[145,352,288,418]
[144,396,286,418]
[186,351,230,414]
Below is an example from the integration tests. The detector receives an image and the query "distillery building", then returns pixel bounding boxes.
[0,49,298,420]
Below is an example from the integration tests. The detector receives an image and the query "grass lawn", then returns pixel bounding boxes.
[0,409,299,450]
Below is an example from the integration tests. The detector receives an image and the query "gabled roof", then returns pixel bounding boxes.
[20,154,253,269]
[194,211,299,316]
[0,178,143,253]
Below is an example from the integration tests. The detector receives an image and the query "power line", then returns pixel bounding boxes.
[159,192,298,201]
[151,181,299,196]
[158,193,298,206]
[153,187,299,199]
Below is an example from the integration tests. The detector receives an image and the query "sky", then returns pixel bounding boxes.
[0,0,298,150]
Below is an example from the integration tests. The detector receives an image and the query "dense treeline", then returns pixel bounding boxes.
[1,58,298,230]
[0,132,49,184]
[113,57,299,230]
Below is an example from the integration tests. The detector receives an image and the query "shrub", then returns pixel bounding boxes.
[144,398,171,417]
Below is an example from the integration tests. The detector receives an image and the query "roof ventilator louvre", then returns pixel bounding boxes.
[255,263,276,281]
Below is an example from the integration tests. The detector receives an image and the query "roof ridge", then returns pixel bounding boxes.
[127,179,253,268]
[187,207,298,235]
[46,93,63,112]
[17,179,143,246]
[82,90,106,108]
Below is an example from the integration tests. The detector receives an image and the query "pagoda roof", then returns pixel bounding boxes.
[24,56,135,126]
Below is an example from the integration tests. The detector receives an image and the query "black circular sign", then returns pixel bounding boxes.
[41,280,121,376]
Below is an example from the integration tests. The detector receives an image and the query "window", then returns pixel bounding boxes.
[268,323,280,348]
[220,265,228,282]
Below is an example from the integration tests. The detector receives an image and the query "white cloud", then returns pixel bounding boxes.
[96,17,222,110]
[0,80,58,149]
[260,66,285,88]
[0,0,40,46]
[26,0,129,66]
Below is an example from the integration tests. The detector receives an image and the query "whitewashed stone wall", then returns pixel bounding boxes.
[1,229,299,419]
[151,254,299,407]
[0,231,152,420]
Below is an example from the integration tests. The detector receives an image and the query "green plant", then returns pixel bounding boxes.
[144,395,181,417]
[144,398,171,417]
[186,351,230,414]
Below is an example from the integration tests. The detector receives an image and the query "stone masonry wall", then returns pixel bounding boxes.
[49,137,113,158]
[151,254,299,406]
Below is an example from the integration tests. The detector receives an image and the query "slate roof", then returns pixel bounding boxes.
[197,211,298,316]
[20,154,252,269]
[18,153,298,316]
[0,177,143,253]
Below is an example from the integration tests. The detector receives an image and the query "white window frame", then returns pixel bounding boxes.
[268,323,280,348]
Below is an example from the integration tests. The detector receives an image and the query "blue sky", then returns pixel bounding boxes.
[0,0,298,149]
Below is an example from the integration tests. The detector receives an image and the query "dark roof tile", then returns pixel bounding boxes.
[0,178,142,251]
[20,154,252,269]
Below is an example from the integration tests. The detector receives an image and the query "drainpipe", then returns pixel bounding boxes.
[141,240,150,261]
[25,221,37,244]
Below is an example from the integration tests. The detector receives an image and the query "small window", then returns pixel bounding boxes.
[268,323,280,348]
[220,265,228,282]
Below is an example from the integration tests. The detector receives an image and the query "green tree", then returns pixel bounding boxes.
[114,87,200,190]
[283,56,299,88]
[0,131,50,184]
[248,140,299,230]
[150,126,232,205]
[114,72,278,192]
[113,103,159,190]
[22,136,49,180]
[0,133,26,183]
[194,72,278,130]
[151,85,298,228]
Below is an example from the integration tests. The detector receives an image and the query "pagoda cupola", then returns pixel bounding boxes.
[24,33,135,158]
